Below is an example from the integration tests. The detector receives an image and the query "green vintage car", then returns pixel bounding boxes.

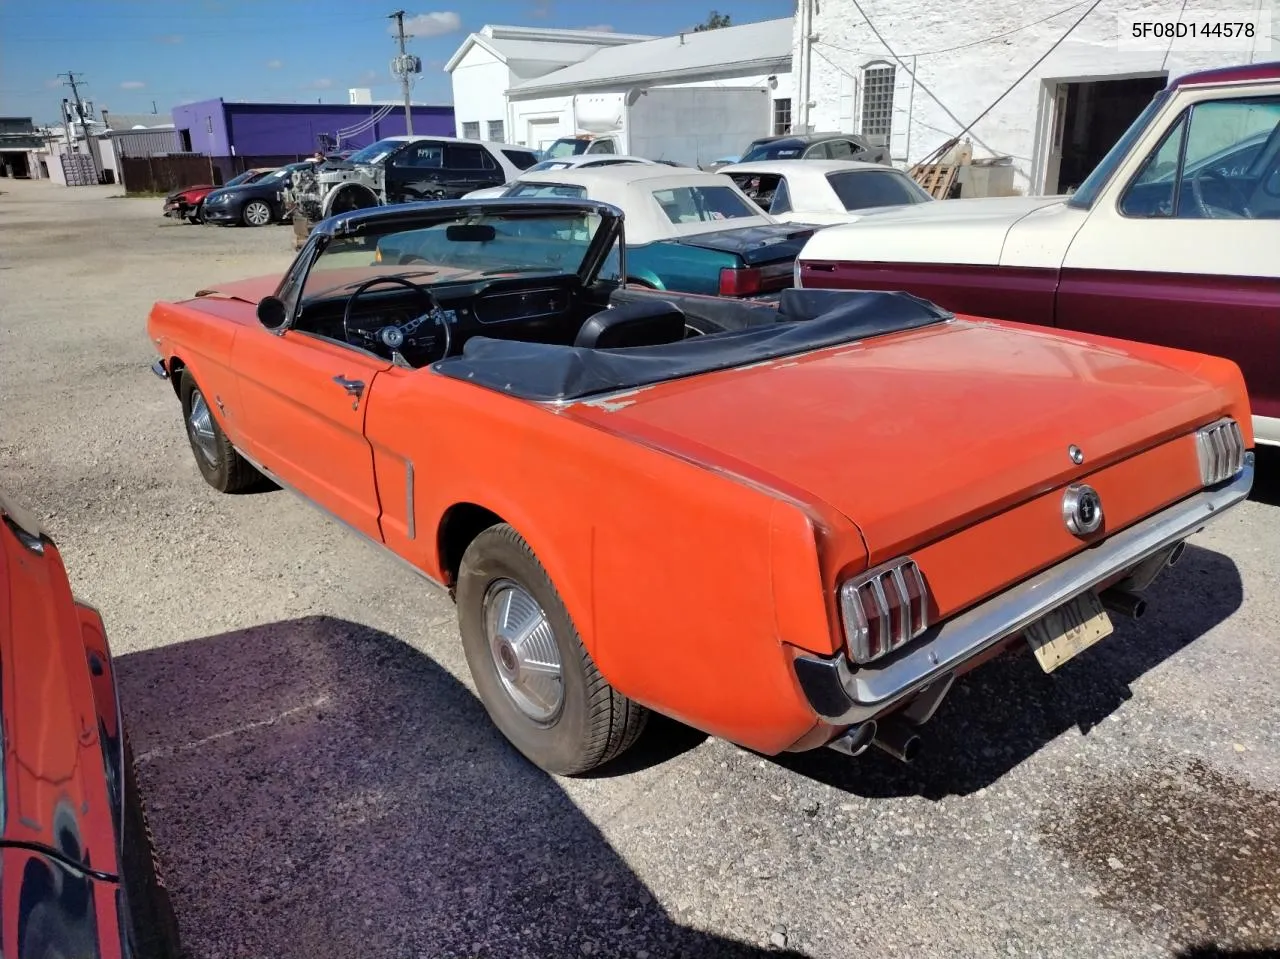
[492,166,819,298]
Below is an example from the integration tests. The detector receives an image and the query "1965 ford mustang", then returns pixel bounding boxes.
[146,197,1255,775]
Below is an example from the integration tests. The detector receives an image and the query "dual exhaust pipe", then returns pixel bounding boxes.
[826,716,920,763]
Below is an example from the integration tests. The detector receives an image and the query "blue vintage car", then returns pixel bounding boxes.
[489,166,819,298]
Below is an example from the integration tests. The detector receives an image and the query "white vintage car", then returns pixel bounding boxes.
[718,159,936,224]
[494,165,819,297]
[461,154,659,199]
[793,62,1280,446]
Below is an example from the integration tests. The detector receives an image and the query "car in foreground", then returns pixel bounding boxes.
[739,132,890,165]
[162,167,275,224]
[497,165,817,297]
[461,154,659,199]
[0,487,181,958]
[793,61,1280,447]
[145,197,1254,776]
[201,161,318,227]
[720,159,936,225]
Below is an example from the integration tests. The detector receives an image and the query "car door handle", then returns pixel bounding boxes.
[333,374,365,399]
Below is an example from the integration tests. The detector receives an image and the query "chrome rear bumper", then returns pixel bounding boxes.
[151,358,169,380]
[794,453,1255,726]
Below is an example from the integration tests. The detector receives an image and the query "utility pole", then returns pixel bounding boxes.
[58,71,100,179]
[795,0,814,134]
[389,10,414,135]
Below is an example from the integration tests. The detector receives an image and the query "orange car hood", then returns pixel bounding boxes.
[567,317,1233,553]
[192,273,281,305]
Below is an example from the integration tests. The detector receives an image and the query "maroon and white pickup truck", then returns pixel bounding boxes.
[795,61,1280,448]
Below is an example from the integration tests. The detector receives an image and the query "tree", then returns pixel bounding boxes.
[692,10,732,31]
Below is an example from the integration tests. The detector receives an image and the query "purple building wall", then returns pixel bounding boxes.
[170,98,454,164]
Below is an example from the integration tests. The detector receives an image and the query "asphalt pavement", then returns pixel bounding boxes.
[1,179,1277,959]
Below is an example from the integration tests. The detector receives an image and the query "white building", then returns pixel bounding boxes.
[447,20,795,153]
[446,25,657,147]
[793,0,1274,194]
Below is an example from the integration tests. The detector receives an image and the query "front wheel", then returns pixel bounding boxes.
[456,524,649,775]
[178,372,260,492]
[186,204,203,224]
[241,199,272,227]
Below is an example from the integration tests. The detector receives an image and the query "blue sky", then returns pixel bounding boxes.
[0,0,795,123]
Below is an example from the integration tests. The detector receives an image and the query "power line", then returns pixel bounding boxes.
[57,70,101,180]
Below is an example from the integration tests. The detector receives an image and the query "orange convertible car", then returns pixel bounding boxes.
[146,199,1255,775]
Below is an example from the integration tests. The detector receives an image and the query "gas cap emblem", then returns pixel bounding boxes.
[1062,483,1103,536]
[1068,444,1085,465]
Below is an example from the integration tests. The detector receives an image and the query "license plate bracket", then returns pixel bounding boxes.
[1023,591,1114,673]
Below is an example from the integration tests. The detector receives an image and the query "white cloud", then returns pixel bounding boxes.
[120,80,146,90]
[581,23,613,31]
[301,78,334,90]
[266,59,284,69]
[389,11,461,37]
[156,34,183,44]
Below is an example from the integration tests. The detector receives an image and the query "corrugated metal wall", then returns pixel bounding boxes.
[113,129,181,157]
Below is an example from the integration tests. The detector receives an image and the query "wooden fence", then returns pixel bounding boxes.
[119,153,215,194]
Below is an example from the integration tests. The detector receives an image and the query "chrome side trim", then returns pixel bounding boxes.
[235,447,446,592]
[794,454,1254,725]
[405,459,416,541]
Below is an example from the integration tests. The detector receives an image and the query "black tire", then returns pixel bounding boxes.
[178,372,260,493]
[186,204,202,224]
[241,199,272,227]
[120,733,183,959]
[456,524,648,775]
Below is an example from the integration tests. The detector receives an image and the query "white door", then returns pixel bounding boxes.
[1057,86,1280,441]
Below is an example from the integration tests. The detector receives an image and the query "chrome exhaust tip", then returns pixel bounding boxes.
[1166,540,1186,567]
[1100,587,1146,620]
[871,718,921,763]
[827,720,877,757]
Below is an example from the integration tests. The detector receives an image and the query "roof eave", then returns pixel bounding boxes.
[445,34,506,74]
[505,55,792,100]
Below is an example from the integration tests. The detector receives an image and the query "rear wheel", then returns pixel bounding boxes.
[120,732,183,959]
[241,199,272,227]
[456,524,648,775]
[178,373,260,493]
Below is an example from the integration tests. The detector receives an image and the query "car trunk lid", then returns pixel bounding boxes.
[676,222,817,265]
[566,318,1233,568]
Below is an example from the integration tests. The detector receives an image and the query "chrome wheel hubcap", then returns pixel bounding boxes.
[483,579,563,723]
[246,203,269,225]
[187,390,218,466]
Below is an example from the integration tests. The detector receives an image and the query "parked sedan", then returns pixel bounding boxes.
[145,197,1254,776]
[162,166,275,224]
[462,154,659,199]
[720,159,936,224]
[499,166,817,296]
[0,487,181,958]
[202,161,316,227]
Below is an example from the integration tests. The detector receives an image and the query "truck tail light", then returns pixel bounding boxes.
[839,558,930,664]
[719,266,764,297]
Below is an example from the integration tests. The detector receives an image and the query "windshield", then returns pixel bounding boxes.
[226,169,262,187]
[544,139,590,159]
[346,138,404,165]
[300,208,605,300]
[741,139,805,161]
[827,170,934,209]
[1066,89,1171,209]
[528,159,574,171]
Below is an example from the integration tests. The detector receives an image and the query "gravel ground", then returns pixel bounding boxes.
[2,179,1278,959]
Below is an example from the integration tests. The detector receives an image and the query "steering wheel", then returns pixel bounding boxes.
[1189,167,1252,219]
[341,275,451,361]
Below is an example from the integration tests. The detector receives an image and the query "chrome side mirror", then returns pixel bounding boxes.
[257,295,287,330]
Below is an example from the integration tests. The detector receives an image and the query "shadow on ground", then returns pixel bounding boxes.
[1248,446,1280,508]
[772,543,1244,800]
[119,616,803,959]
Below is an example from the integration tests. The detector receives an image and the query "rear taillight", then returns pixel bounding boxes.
[1194,417,1245,486]
[719,266,764,297]
[839,558,930,664]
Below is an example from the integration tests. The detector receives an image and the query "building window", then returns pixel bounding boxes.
[487,119,505,142]
[461,121,480,140]
[772,98,792,135]
[860,63,895,144]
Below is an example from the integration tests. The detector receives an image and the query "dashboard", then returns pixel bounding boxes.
[295,274,591,366]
